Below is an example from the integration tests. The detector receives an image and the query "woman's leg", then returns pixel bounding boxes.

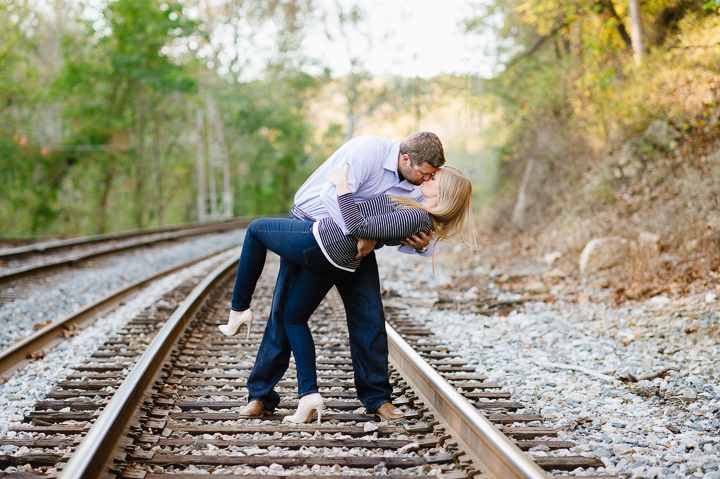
[231,218,318,311]
[283,267,347,397]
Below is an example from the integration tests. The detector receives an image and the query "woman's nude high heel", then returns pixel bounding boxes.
[218,309,253,339]
[282,393,323,424]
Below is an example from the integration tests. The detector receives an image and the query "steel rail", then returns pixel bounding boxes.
[60,254,240,479]
[386,321,549,479]
[0,246,241,378]
[0,221,251,286]
[0,217,258,260]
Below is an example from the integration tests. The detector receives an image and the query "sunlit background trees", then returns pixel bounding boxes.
[1,0,718,238]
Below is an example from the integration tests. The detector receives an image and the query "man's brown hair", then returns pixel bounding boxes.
[399,132,445,168]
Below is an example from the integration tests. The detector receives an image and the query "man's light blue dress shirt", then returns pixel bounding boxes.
[293,135,432,256]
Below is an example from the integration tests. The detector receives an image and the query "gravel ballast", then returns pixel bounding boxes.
[376,247,720,479]
[0,247,242,438]
[0,229,245,351]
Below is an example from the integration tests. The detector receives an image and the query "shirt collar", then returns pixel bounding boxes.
[383,142,400,175]
[382,142,416,191]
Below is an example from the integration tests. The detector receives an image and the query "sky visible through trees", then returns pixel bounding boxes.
[1,0,718,237]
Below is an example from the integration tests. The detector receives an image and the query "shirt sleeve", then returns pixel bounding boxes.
[319,157,370,235]
[337,193,431,241]
[398,240,438,257]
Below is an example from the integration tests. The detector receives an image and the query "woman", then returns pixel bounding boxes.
[221,164,474,424]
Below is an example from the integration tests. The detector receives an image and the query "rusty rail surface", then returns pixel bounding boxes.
[0,247,239,378]
[0,221,251,286]
[60,255,240,478]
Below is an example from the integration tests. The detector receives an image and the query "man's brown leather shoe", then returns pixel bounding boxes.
[371,403,405,421]
[239,400,270,418]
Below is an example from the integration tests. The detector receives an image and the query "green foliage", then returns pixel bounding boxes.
[0,0,318,236]
[218,67,319,215]
[466,0,719,198]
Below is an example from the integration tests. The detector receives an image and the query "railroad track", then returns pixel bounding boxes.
[0,219,255,291]
[1,251,618,479]
[0,246,240,379]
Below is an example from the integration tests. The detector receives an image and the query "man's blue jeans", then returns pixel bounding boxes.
[244,215,393,412]
[231,218,349,397]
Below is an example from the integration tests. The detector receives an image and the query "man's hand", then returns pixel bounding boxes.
[354,236,377,259]
[401,230,433,251]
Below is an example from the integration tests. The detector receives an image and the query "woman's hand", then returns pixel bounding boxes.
[327,164,349,185]
[327,164,351,195]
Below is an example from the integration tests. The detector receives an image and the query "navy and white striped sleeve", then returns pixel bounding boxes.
[337,193,431,240]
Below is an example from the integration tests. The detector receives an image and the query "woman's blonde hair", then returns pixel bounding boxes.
[390,165,476,247]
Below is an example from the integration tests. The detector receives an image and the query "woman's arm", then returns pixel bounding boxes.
[327,164,352,195]
[328,164,376,258]
[337,193,431,242]
[328,164,431,243]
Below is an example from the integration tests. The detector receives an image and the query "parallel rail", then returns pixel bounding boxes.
[3,251,613,479]
[61,256,241,478]
[387,326,547,479]
[0,246,240,378]
[0,220,252,286]
[0,219,251,261]
[57,253,576,479]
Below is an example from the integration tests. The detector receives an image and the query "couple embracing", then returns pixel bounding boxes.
[218,132,473,424]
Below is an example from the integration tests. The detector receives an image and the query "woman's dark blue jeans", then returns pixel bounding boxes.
[231,218,350,397]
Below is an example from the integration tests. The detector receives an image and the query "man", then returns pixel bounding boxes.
[239,132,445,420]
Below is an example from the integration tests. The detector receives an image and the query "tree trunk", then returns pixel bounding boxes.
[511,158,534,230]
[152,110,163,225]
[628,0,645,64]
[598,0,632,48]
[134,104,146,228]
[97,165,115,234]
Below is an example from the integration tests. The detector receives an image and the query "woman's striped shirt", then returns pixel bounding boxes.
[312,193,433,272]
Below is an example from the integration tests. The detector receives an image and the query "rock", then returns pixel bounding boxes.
[543,251,562,267]
[525,281,550,295]
[363,422,379,432]
[243,447,266,456]
[615,142,636,167]
[462,286,479,300]
[705,293,717,303]
[634,380,660,398]
[397,442,419,454]
[542,268,566,278]
[683,239,698,253]
[638,231,661,255]
[644,120,680,149]
[621,159,644,177]
[682,388,697,400]
[579,237,628,276]
[647,466,663,478]
[193,439,206,450]
[648,296,671,307]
